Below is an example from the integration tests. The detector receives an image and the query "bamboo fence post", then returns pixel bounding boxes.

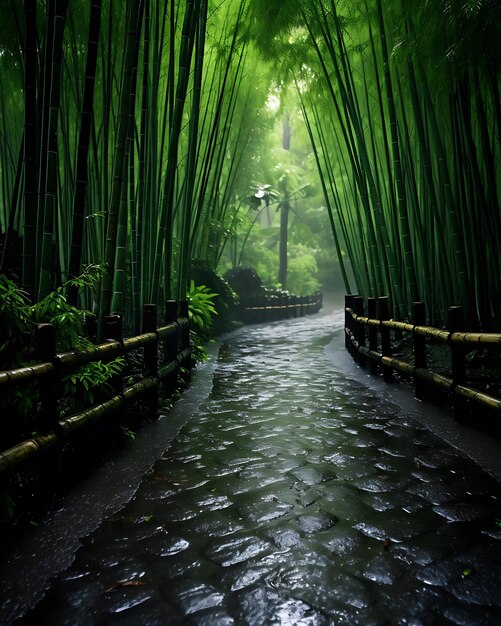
[164,300,178,395]
[379,296,393,383]
[413,301,427,400]
[367,297,378,375]
[354,296,366,367]
[142,303,158,418]
[449,305,466,419]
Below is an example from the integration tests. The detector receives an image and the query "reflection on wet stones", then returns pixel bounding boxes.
[433,503,491,523]
[18,312,501,625]
[237,499,293,523]
[297,512,338,534]
[156,538,190,557]
[204,535,273,567]
[362,554,406,585]
[444,603,501,626]
[265,528,302,549]
[170,582,225,615]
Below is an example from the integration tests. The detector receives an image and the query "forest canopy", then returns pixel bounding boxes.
[0,0,499,330]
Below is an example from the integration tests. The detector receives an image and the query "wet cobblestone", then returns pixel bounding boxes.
[18,314,501,625]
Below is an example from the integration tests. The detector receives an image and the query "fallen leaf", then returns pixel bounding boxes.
[462,568,473,578]
[104,580,146,593]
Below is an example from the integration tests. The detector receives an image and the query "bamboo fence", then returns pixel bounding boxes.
[238,292,323,324]
[344,295,501,420]
[0,300,191,476]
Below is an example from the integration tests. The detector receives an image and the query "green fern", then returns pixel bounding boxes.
[187,281,218,335]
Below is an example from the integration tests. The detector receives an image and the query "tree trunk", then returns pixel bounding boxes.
[22,0,38,300]
[67,0,102,306]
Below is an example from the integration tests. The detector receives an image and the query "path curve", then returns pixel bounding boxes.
[5,309,501,625]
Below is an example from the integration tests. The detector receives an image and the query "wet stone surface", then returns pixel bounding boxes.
[18,313,501,625]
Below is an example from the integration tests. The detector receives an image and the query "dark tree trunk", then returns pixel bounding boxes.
[22,0,38,300]
[67,0,102,306]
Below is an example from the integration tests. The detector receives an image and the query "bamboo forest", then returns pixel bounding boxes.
[1,1,501,624]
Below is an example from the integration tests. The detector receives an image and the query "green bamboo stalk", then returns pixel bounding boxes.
[376,0,418,312]
[150,0,196,304]
[100,0,143,318]
[178,0,208,300]
[111,0,144,317]
[67,0,102,306]
[38,0,69,301]
[21,0,38,300]
[298,85,351,294]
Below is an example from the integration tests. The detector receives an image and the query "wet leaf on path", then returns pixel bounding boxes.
[104,579,146,593]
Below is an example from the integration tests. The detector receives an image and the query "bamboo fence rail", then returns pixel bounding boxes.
[344,294,501,419]
[238,292,323,324]
[0,300,191,477]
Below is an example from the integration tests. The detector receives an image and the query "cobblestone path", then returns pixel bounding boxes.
[19,312,501,625]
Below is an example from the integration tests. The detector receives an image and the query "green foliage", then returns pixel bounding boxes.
[187,281,218,336]
[0,276,30,368]
[0,267,103,369]
[120,425,136,446]
[63,357,125,411]
[190,263,240,335]
[67,358,125,392]
[4,494,15,520]
[189,330,212,364]
[0,268,120,431]
[286,245,321,295]
[224,267,263,298]
[187,281,220,364]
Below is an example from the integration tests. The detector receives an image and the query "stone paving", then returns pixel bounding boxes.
[18,313,501,625]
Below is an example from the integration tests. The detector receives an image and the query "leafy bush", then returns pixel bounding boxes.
[187,281,219,363]
[191,262,239,334]
[0,268,123,438]
[224,266,263,298]
[286,244,321,295]
[62,357,126,414]
[187,281,218,335]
